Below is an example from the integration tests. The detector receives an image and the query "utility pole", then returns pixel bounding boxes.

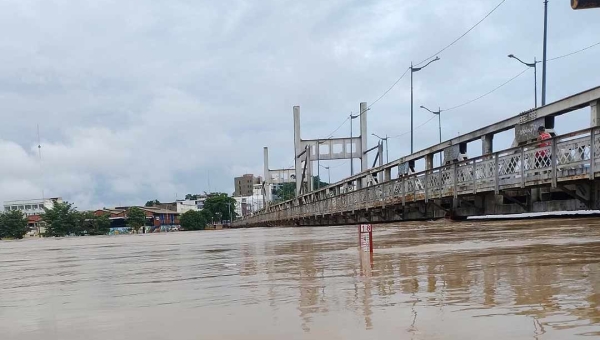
[542,0,548,106]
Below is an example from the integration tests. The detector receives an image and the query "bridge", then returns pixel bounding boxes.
[233,86,600,228]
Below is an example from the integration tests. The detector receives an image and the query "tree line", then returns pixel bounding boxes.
[0,203,112,239]
[1,194,239,239]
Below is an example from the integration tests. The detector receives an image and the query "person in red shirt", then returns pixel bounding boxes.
[536,126,552,169]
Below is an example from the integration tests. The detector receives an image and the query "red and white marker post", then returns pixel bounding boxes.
[358,224,373,253]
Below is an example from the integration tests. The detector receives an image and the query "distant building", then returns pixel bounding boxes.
[97,206,180,234]
[233,174,262,197]
[174,197,207,214]
[233,184,265,217]
[26,215,46,236]
[3,197,63,216]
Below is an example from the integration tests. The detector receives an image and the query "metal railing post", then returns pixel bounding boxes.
[590,128,596,180]
[494,153,500,194]
[472,161,477,194]
[453,163,458,199]
[520,147,525,188]
[401,177,406,206]
[424,171,429,202]
[551,136,558,188]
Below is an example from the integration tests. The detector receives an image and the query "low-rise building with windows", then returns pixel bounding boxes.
[3,197,63,216]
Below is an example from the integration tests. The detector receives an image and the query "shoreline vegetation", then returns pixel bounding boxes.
[0,193,237,240]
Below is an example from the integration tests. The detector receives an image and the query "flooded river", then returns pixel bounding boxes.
[2,218,600,339]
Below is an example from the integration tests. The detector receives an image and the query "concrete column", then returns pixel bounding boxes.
[482,134,494,155]
[384,168,391,182]
[263,147,270,202]
[359,102,368,188]
[591,100,600,127]
[360,102,368,173]
[293,106,302,195]
[263,147,269,184]
[425,154,434,170]
[307,144,313,193]
[378,142,384,183]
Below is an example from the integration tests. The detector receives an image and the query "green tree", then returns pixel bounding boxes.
[127,207,147,233]
[144,199,160,207]
[43,202,79,237]
[312,176,329,190]
[203,193,237,222]
[179,210,207,231]
[0,210,29,239]
[78,212,111,236]
[185,194,198,200]
[200,209,213,225]
[274,183,296,201]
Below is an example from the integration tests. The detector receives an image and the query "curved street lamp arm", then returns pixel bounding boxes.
[420,105,441,115]
[508,54,535,67]
[412,56,440,72]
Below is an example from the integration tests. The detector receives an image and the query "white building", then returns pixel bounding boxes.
[233,196,247,217]
[233,184,265,218]
[175,197,206,214]
[3,197,63,216]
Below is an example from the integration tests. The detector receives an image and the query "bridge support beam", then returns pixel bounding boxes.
[294,106,302,195]
[591,100,600,127]
[425,154,434,170]
[360,102,369,188]
[482,134,494,155]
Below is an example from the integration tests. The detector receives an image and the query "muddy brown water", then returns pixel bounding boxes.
[2,218,600,339]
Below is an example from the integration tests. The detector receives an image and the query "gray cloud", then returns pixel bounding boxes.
[0,0,598,209]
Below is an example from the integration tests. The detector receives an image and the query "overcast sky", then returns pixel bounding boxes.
[0,0,599,209]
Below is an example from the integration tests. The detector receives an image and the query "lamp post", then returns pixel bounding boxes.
[320,164,331,184]
[419,105,442,165]
[227,202,232,224]
[350,114,359,175]
[508,54,538,108]
[371,133,389,163]
[411,56,440,154]
[542,0,548,106]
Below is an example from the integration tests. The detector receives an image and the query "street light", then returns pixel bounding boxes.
[372,133,389,163]
[508,54,538,108]
[320,164,331,184]
[411,56,440,154]
[542,0,548,106]
[420,105,442,166]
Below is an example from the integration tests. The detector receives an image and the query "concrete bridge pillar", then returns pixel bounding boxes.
[482,134,494,155]
[293,106,302,195]
[384,168,391,182]
[425,154,434,170]
[591,100,600,127]
[360,102,368,188]
[263,147,270,204]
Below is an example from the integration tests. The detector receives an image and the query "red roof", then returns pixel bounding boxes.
[27,215,43,223]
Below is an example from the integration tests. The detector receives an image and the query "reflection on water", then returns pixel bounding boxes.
[2,218,600,339]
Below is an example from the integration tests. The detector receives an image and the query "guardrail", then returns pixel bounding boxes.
[235,127,598,226]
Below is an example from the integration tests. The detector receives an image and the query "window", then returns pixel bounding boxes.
[18,205,25,210]
[25,205,31,210]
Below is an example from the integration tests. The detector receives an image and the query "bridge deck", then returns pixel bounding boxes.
[234,87,600,227]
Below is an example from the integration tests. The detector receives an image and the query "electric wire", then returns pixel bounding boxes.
[414,0,508,66]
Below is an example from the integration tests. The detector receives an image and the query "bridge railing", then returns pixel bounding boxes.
[235,127,598,226]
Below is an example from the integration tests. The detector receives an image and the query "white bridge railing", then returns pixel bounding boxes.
[237,127,599,226]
